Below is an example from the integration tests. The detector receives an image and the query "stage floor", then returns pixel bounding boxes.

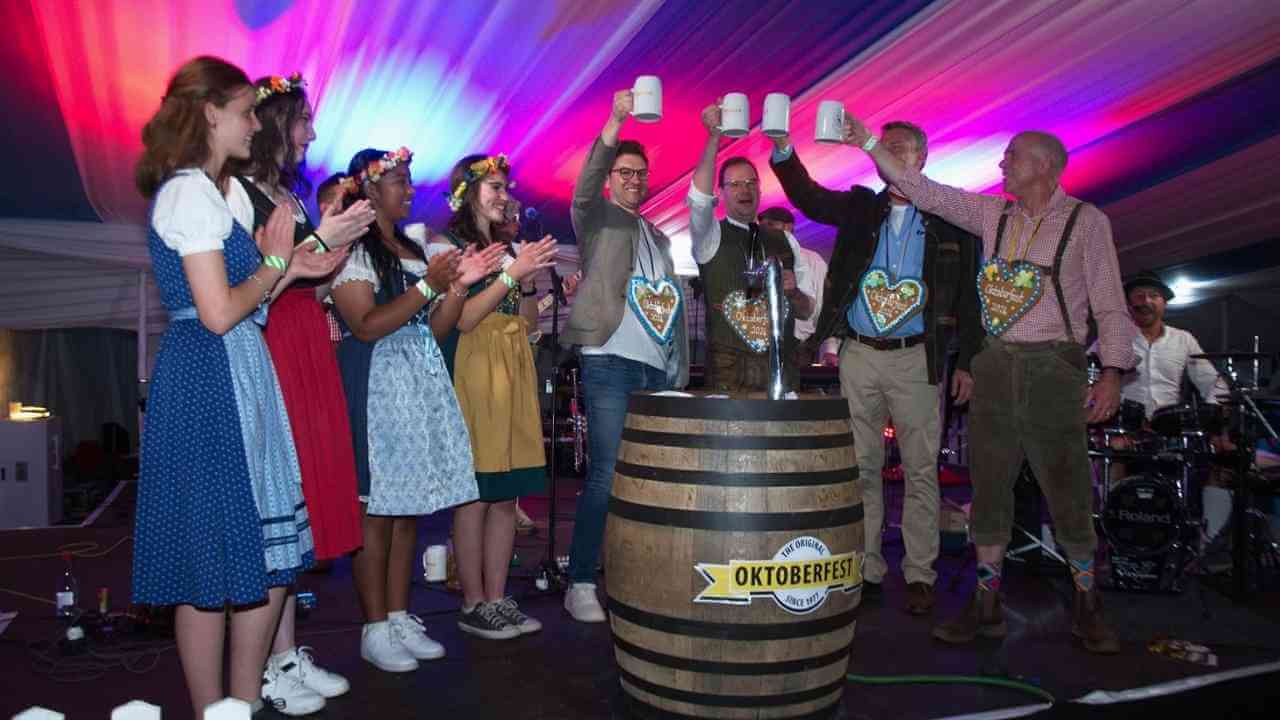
[1,478,1278,719]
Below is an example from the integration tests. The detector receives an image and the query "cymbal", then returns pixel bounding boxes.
[1087,448,1158,460]
[1190,352,1272,361]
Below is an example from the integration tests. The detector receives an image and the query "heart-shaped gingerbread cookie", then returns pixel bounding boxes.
[977,259,1043,336]
[721,289,790,353]
[627,276,681,345]
[858,269,927,335]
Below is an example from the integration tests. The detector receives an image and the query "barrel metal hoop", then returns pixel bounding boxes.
[626,393,851,421]
[614,461,858,487]
[613,634,852,676]
[606,595,858,641]
[608,497,864,531]
[617,690,840,720]
[619,667,847,709]
[621,428,851,450]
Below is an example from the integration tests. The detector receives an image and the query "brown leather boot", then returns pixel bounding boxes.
[932,587,1006,643]
[1072,587,1120,654]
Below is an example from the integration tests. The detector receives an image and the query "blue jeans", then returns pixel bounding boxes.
[567,353,671,583]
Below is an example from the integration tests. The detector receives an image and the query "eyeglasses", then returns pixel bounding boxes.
[722,179,759,191]
[611,167,650,181]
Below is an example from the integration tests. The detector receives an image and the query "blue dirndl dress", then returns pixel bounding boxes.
[132,173,313,608]
[337,264,478,516]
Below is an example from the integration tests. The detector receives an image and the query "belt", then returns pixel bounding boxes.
[851,332,925,351]
[984,337,1077,354]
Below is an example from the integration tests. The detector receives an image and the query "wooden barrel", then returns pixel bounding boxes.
[605,393,862,720]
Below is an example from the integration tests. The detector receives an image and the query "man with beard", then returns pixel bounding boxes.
[1118,271,1231,544]
[688,102,814,392]
[845,117,1136,654]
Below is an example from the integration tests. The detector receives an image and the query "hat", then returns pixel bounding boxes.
[1123,271,1174,301]
[759,206,795,225]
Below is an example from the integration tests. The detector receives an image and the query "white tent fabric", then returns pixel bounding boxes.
[0,218,586,377]
[0,219,163,332]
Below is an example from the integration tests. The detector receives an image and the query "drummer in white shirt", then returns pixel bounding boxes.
[1121,272,1227,418]
[1116,271,1233,544]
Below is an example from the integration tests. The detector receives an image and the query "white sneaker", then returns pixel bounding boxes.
[261,661,326,716]
[388,612,446,660]
[360,621,419,672]
[564,583,606,623]
[270,646,350,699]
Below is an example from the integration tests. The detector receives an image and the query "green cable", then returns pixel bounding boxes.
[847,673,1055,704]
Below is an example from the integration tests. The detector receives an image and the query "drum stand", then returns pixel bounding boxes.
[1007,525,1067,566]
[1006,463,1068,568]
[1201,354,1280,597]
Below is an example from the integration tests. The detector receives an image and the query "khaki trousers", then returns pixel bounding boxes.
[839,340,940,585]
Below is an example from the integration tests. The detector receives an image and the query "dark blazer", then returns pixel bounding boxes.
[771,149,982,385]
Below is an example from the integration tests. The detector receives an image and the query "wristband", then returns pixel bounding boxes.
[310,231,329,254]
[247,273,273,306]
[498,271,517,290]
[415,278,438,301]
[263,255,288,272]
[861,135,879,152]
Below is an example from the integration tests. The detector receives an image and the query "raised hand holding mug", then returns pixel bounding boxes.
[815,100,845,144]
[632,75,662,122]
[762,93,790,138]
[718,92,750,137]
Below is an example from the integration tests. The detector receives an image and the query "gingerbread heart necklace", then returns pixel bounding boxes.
[857,205,927,335]
[978,215,1046,336]
[627,224,681,345]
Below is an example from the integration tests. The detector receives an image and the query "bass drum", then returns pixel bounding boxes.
[1103,474,1191,592]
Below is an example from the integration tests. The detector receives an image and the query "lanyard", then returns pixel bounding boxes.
[881,205,917,283]
[637,219,660,279]
[1006,216,1045,262]
[742,223,765,271]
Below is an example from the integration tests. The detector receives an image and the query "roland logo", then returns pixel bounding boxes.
[1112,509,1173,524]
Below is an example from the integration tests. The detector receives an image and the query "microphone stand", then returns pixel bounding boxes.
[527,209,570,592]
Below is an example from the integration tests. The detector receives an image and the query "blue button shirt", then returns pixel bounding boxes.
[848,206,926,337]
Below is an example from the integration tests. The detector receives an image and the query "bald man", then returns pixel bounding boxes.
[845,122,1136,654]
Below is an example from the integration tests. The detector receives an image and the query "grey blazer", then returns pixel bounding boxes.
[563,137,690,389]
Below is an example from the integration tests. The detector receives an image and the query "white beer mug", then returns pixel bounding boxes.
[718,92,750,137]
[815,100,846,144]
[422,544,448,582]
[632,75,662,123]
[762,93,790,138]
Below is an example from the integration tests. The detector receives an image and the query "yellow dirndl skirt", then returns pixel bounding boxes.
[452,311,546,501]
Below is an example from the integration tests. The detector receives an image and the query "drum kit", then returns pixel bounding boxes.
[1088,349,1280,595]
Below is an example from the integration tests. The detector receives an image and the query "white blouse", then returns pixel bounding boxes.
[332,234,448,293]
[152,169,231,256]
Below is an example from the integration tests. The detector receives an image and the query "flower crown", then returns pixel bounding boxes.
[358,147,413,185]
[329,175,359,203]
[447,153,513,212]
[255,73,305,105]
